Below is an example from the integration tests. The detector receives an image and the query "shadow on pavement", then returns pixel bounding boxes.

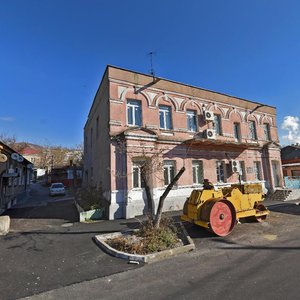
[269,203,300,216]
[6,200,79,222]
[3,230,121,238]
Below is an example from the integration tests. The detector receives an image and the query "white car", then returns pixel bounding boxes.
[49,183,66,196]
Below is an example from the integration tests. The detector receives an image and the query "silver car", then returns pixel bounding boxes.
[49,183,66,196]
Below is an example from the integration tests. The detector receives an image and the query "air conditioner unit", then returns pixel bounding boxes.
[231,160,240,173]
[205,129,216,140]
[204,111,214,121]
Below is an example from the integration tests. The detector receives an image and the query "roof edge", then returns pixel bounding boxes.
[107,64,276,110]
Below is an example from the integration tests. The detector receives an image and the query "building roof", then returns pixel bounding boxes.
[281,145,300,161]
[107,65,276,111]
[86,65,277,127]
[0,141,31,165]
[19,147,41,155]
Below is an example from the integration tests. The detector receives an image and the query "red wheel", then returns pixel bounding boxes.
[209,200,236,236]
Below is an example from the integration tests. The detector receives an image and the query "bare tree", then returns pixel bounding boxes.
[39,145,70,168]
[154,167,185,228]
[68,143,84,166]
[0,134,18,150]
[112,136,185,226]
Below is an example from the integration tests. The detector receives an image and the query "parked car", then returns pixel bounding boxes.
[49,183,66,196]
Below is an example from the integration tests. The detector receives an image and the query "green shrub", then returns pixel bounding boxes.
[106,215,180,254]
[75,186,108,212]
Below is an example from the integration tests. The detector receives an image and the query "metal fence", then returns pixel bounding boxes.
[284,176,300,189]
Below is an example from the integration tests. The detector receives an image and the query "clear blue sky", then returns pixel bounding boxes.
[1,0,300,147]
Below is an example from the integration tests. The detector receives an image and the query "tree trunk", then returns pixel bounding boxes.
[154,167,185,229]
[141,168,154,219]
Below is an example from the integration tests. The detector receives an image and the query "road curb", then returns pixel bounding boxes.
[0,215,10,235]
[94,222,195,264]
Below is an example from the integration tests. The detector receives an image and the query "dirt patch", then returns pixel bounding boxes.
[106,218,182,255]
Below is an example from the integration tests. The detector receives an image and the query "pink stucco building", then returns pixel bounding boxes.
[84,66,283,219]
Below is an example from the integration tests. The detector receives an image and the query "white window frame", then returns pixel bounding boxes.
[127,100,142,126]
[192,160,203,184]
[132,161,145,189]
[159,105,172,130]
[164,160,175,185]
[187,110,197,132]
[216,161,225,183]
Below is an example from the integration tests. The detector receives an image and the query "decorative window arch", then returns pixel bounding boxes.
[259,115,273,126]
[205,103,226,118]
[153,93,179,111]
[181,99,203,113]
[226,108,243,122]
[121,87,151,107]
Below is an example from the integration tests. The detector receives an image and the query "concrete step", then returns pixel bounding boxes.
[266,189,293,202]
[285,189,300,201]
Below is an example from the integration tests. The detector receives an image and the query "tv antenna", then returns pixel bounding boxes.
[147,51,156,78]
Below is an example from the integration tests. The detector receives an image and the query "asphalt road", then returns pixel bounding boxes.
[0,183,140,300]
[2,184,300,300]
[24,202,300,300]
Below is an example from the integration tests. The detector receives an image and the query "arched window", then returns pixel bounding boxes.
[249,120,257,140]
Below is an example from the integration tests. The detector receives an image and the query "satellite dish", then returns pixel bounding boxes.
[11,153,19,160]
[27,164,33,169]
[0,153,7,163]
[17,155,24,162]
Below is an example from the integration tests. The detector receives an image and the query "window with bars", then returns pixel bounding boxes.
[164,160,175,185]
[216,161,225,182]
[187,110,197,132]
[239,161,246,181]
[263,123,271,141]
[254,161,261,180]
[159,105,172,130]
[249,120,257,140]
[214,114,222,135]
[192,160,203,184]
[233,122,241,142]
[127,100,142,126]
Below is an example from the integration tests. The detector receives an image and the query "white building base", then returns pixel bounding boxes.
[109,185,195,219]
[108,181,268,220]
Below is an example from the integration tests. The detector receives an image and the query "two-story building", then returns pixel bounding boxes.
[0,141,32,214]
[84,65,283,220]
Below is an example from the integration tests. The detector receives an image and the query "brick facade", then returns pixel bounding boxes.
[84,66,283,219]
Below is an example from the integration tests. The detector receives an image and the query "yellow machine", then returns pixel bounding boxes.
[181,183,269,236]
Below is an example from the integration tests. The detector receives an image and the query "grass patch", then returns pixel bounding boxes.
[106,215,182,255]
